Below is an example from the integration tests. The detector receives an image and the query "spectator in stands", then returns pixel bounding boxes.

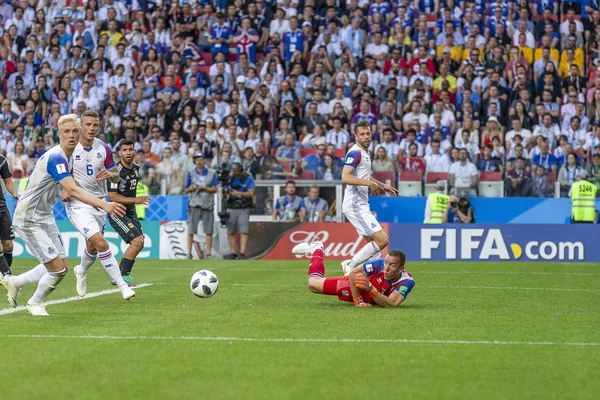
[272,180,305,222]
[373,147,395,173]
[399,143,426,174]
[532,138,559,173]
[505,158,532,197]
[477,145,503,173]
[425,139,451,173]
[587,153,600,191]
[449,148,479,197]
[558,152,582,197]
[302,144,326,175]
[376,128,400,162]
[276,133,300,163]
[317,154,341,180]
[531,164,554,197]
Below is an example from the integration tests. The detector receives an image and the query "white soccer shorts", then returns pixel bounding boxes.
[342,204,382,237]
[15,223,66,264]
[66,204,106,240]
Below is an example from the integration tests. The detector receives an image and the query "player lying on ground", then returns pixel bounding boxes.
[1,114,126,316]
[63,110,136,299]
[341,119,398,276]
[293,242,414,308]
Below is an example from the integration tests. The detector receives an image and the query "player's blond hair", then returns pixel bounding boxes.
[57,114,80,131]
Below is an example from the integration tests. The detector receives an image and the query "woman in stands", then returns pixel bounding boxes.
[317,154,342,181]
[373,147,395,173]
[558,153,582,198]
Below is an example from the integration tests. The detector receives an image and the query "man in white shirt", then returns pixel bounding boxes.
[402,100,428,131]
[364,32,389,70]
[560,8,584,35]
[449,148,479,197]
[358,57,384,92]
[113,43,137,78]
[375,128,400,161]
[512,20,535,48]
[72,82,100,112]
[325,117,350,149]
[505,118,533,150]
[424,140,450,173]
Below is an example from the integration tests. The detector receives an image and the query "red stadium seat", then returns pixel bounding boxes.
[200,52,212,65]
[199,65,211,75]
[298,171,315,180]
[399,171,421,181]
[300,148,316,157]
[228,53,238,62]
[373,172,396,186]
[279,161,292,171]
[426,172,448,184]
[480,172,502,182]
[546,172,556,185]
[334,149,345,158]
[270,147,278,156]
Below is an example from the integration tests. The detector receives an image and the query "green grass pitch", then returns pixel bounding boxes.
[1,259,599,400]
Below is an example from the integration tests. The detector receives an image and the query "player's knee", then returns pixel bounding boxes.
[131,236,145,251]
[374,234,389,249]
[1,240,13,252]
[92,238,109,253]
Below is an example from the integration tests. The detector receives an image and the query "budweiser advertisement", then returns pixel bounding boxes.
[252,222,390,260]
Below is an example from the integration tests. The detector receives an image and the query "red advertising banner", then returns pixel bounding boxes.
[259,223,390,260]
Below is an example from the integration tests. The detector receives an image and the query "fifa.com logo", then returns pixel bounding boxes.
[420,229,585,261]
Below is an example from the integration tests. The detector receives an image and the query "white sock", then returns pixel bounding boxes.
[98,250,127,290]
[29,268,66,304]
[349,242,381,268]
[14,264,47,288]
[79,248,97,274]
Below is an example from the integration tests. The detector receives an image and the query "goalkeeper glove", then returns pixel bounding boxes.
[354,273,372,291]
[353,296,372,308]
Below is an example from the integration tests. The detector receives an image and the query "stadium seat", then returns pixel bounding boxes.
[398,171,422,197]
[424,172,448,195]
[373,171,396,187]
[300,148,316,157]
[199,65,210,75]
[298,171,315,180]
[279,161,293,171]
[228,53,238,62]
[200,52,212,64]
[478,172,504,198]
[334,149,345,158]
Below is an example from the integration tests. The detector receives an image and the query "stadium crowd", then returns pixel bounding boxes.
[0,0,599,199]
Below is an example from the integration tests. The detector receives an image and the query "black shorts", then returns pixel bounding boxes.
[0,207,15,241]
[109,211,143,244]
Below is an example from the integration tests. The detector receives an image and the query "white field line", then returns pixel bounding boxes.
[0,283,153,316]
[0,334,599,347]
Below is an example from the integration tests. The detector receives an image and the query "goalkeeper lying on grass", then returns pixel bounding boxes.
[292,242,415,308]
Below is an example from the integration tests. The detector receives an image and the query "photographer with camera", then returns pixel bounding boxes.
[221,162,255,260]
[184,154,218,259]
[442,195,475,224]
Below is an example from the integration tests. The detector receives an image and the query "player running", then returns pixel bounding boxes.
[0,154,19,279]
[107,139,148,287]
[293,241,415,308]
[341,119,398,275]
[64,110,136,300]
[1,114,126,316]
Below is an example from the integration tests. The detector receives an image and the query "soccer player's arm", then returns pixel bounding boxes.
[341,151,374,187]
[0,160,18,199]
[50,155,124,216]
[348,259,384,308]
[103,143,121,183]
[108,180,138,205]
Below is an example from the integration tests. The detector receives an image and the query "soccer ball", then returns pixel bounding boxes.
[190,270,219,298]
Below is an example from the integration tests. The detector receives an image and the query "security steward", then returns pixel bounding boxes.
[569,170,598,224]
[184,154,218,259]
[424,180,449,223]
[224,162,255,259]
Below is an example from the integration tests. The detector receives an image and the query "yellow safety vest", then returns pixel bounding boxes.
[19,178,28,194]
[135,182,149,220]
[571,181,597,222]
[427,193,449,224]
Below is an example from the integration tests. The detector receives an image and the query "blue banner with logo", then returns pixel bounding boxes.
[388,224,598,262]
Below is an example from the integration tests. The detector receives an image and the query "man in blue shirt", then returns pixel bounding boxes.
[531,139,558,173]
